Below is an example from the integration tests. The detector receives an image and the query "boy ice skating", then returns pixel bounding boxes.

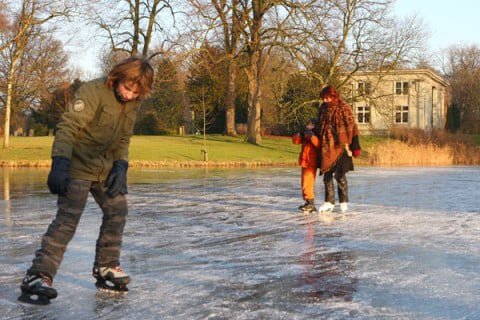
[292,119,320,213]
[18,57,154,305]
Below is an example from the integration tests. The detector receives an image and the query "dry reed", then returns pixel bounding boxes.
[368,140,454,166]
[367,128,480,166]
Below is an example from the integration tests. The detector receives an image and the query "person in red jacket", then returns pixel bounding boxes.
[292,119,320,213]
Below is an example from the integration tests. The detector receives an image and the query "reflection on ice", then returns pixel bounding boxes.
[299,220,356,303]
[0,166,479,319]
[3,169,10,226]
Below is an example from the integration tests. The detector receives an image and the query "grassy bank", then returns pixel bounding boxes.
[472,134,480,145]
[0,135,304,167]
[0,133,478,167]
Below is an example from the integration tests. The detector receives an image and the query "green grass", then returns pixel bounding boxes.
[0,135,300,163]
[0,134,395,165]
[472,135,480,146]
[0,137,53,161]
[129,135,300,162]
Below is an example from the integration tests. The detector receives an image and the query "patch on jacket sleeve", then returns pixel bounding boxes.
[73,99,85,112]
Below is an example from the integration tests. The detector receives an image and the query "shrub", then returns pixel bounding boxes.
[31,123,49,136]
[266,124,291,136]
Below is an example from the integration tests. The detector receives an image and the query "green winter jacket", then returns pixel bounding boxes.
[51,78,138,181]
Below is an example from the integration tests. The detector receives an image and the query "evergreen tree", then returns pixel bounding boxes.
[186,43,228,134]
[141,58,185,134]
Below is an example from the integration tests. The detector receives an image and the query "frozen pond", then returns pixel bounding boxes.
[0,166,479,319]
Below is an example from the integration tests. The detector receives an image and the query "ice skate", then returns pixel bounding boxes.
[298,199,317,213]
[93,266,130,293]
[18,273,57,305]
[340,202,348,213]
[318,202,335,213]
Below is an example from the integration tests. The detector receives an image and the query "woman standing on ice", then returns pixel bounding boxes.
[315,85,361,213]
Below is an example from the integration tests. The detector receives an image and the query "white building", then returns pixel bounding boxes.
[343,69,449,135]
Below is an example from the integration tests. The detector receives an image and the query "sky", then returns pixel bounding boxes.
[394,0,480,52]
[67,0,480,78]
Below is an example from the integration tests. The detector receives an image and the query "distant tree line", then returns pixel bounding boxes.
[1,0,479,149]
[442,45,480,134]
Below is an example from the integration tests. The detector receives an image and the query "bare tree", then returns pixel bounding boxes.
[442,45,480,134]
[240,0,269,144]
[211,0,241,136]
[183,0,426,143]
[236,0,306,144]
[0,3,8,33]
[1,32,70,134]
[272,0,428,136]
[87,0,175,59]
[264,51,314,133]
[290,0,427,94]
[183,0,241,136]
[1,0,73,148]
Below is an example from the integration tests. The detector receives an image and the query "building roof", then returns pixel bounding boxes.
[349,68,448,87]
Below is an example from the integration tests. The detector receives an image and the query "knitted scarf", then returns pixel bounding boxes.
[316,100,358,173]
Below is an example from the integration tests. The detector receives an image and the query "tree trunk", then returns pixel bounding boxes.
[246,92,262,144]
[132,0,140,56]
[245,2,264,145]
[246,53,262,144]
[3,63,15,149]
[225,57,238,136]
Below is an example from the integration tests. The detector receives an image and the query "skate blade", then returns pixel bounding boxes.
[95,282,128,294]
[318,208,334,213]
[18,293,51,305]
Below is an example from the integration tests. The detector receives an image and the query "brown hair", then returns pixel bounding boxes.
[106,56,154,100]
[320,85,341,102]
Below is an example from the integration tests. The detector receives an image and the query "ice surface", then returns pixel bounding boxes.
[0,166,479,319]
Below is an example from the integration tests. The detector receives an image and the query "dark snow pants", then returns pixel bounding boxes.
[28,179,128,280]
[323,170,348,204]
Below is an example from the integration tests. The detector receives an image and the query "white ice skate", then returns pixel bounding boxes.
[318,202,335,213]
[93,266,130,293]
[340,202,348,213]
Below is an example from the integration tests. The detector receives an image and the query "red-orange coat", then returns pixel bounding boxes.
[292,133,320,168]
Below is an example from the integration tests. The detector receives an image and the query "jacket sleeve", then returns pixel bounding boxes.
[51,82,100,159]
[111,136,131,162]
[111,111,137,161]
[310,135,320,149]
[292,133,302,145]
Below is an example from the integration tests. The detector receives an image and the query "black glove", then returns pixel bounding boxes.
[105,160,129,198]
[349,135,361,151]
[303,130,314,140]
[47,156,71,196]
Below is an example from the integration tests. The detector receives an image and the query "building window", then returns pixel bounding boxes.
[358,81,371,96]
[357,106,370,124]
[395,106,409,123]
[395,81,409,95]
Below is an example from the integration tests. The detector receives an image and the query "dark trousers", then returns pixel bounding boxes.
[28,179,128,279]
[323,170,348,204]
